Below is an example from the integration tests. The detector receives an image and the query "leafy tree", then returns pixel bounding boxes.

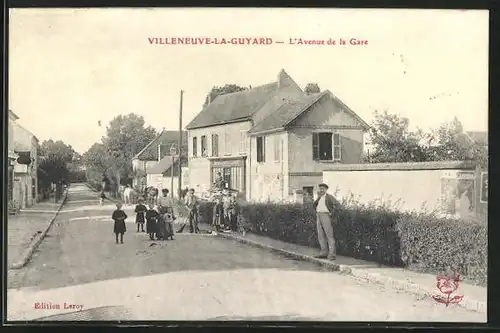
[38,139,76,182]
[304,83,321,95]
[82,113,158,191]
[426,117,488,167]
[102,114,157,183]
[367,110,429,163]
[203,84,247,107]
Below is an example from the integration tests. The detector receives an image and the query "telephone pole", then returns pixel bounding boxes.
[178,90,184,199]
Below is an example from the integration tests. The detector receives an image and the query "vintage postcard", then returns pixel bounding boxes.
[7,8,488,323]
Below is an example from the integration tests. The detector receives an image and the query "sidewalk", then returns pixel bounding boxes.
[215,231,487,314]
[8,198,67,269]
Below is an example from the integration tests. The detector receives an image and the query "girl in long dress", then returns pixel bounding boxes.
[112,202,127,244]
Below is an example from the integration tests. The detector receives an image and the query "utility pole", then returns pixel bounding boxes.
[178,90,183,199]
[170,145,176,199]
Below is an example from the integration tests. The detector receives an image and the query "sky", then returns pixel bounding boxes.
[9,8,489,154]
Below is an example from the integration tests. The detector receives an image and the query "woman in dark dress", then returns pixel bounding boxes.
[112,202,127,244]
[145,205,159,240]
[134,198,147,232]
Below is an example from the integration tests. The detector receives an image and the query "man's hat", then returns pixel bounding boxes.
[318,183,329,189]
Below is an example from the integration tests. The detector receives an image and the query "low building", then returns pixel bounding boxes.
[145,155,188,195]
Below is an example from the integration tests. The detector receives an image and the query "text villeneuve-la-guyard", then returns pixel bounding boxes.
[147,37,368,46]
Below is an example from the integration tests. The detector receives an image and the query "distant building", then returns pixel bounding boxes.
[145,155,188,194]
[131,129,188,190]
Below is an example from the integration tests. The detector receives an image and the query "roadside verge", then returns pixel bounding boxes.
[9,189,69,270]
[215,231,486,314]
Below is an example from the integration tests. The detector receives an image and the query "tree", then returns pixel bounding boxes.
[304,83,321,95]
[203,84,247,107]
[82,114,158,192]
[427,117,488,167]
[367,111,429,163]
[102,113,157,184]
[38,139,76,182]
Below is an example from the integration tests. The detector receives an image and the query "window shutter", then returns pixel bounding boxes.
[262,137,266,163]
[333,133,341,161]
[312,133,319,160]
[212,134,219,156]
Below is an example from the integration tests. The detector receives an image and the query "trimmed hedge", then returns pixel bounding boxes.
[196,200,487,286]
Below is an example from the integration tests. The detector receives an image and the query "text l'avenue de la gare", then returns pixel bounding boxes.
[147,37,369,46]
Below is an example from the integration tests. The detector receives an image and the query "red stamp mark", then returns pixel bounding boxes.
[432,273,464,307]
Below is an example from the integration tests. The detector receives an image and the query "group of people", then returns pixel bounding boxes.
[110,188,176,244]
[211,172,239,232]
[110,186,204,244]
[212,189,238,232]
[135,195,176,241]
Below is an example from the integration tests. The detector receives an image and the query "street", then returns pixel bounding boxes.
[7,184,486,322]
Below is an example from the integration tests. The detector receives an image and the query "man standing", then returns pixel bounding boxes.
[312,183,339,260]
[185,188,200,233]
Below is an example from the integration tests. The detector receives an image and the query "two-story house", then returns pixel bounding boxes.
[131,129,188,189]
[11,110,39,208]
[185,69,370,201]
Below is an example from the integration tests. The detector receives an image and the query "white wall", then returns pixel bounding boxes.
[322,162,477,215]
[249,131,288,201]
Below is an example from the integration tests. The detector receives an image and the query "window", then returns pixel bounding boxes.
[158,144,170,160]
[274,136,282,162]
[312,132,341,161]
[239,130,247,153]
[224,132,231,155]
[211,134,219,157]
[201,135,207,157]
[256,136,266,163]
[192,137,198,157]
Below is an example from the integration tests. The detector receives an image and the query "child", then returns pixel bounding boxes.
[145,204,159,241]
[99,191,106,206]
[134,198,147,232]
[112,202,127,244]
[212,195,224,232]
[162,207,175,240]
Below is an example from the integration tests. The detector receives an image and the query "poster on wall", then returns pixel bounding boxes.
[480,172,488,203]
[440,171,475,218]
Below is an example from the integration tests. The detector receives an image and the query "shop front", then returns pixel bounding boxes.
[209,156,247,196]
